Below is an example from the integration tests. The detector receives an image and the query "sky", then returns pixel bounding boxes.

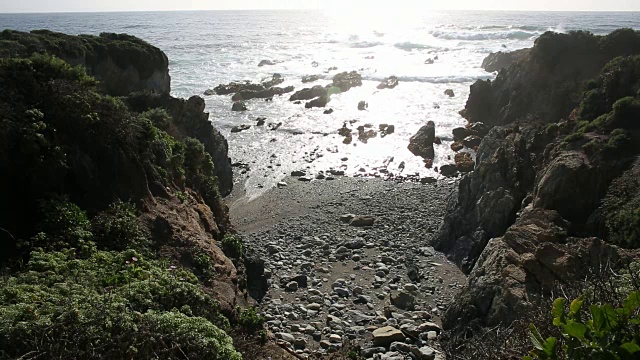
[0,0,639,13]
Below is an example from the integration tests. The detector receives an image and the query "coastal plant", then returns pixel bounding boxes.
[92,200,150,252]
[30,197,95,258]
[193,251,215,279]
[221,234,243,260]
[236,306,265,334]
[0,248,239,359]
[524,292,640,360]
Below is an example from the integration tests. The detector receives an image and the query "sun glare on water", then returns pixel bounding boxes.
[325,1,431,33]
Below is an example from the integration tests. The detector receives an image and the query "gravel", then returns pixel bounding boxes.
[229,176,465,359]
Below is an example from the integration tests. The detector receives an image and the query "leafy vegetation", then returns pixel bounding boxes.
[222,234,244,260]
[525,291,640,360]
[236,306,265,335]
[0,41,245,358]
[0,54,221,261]
[0,248,240,360]
[0,29,168,82]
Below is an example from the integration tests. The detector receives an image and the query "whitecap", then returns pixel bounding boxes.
[430,30,539,41]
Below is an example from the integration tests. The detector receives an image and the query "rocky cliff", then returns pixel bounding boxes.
[124,92,234,196]
[0,29,170,96]
[0,33,246,359]
[436,29,640,338]
[462,29,640,127]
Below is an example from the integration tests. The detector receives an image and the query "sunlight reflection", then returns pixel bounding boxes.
[325,3,428,33]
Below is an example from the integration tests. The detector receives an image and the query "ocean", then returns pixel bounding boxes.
[1,10,638,198]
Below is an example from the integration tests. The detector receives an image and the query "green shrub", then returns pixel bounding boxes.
[193,251,214,279]
[92,200,149,252]
[546,123,559,136]
[611,96,640,129]
[564,132,585,143]
[30,197,95,257]
[237,306,265,334]
[0,248,239,359]
[604,128,633,154]
[607,205,640,248]
[139,107,171,131]
[524,291,640,360]
[582,140,603,156]
[221,234,243,260]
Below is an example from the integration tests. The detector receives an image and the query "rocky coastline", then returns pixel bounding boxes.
[1,27,639,360]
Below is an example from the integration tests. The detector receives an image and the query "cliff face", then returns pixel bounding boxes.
[0,30,171,96]
[436,29,640,335]
[463,29,640,127]
[0,29,233,195]
[0,34,245,359]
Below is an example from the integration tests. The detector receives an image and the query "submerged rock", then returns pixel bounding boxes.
[231,101,248,111]
[358,100,368,110]
[444,89,455,97]
[231,85,295,101]
[258,59,275,67]
[332,71,363,92]
[302,74,321,83]
[230,124,251,133]
[290,85,327,101]
[305,94,330,108]
[377,75,399,89]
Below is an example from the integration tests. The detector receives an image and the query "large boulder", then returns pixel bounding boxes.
[533,151,605,224]
[372,327,405,346]
[377,76,399,90]
[454,152,475,173]
[481,48,529,72]
[305,95,329,108]
[0,30,171,96]
[332,71,362,92]
[290,85,328,101]
[408,121,436,159]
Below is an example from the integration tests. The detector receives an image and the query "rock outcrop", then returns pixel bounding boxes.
[481,48,529,72]
[463,29,640,127]
[0,30,171,96]
[408,121,436,159]
[125,93,234,197]
[436,29,640,340]
[377,76,399,90]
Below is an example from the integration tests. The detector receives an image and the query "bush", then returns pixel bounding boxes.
[603,159,640,248]
[193,251,215,279]
[237,306,265,334]
[607,205,640,248]
[524,291,640,360]
[611,96,640,129]
[30,197,95,257]
[546,123,559,136]
[221,234,243,260]
[564,132,585,143]
[0,248,240,359]
[92,200,149,252]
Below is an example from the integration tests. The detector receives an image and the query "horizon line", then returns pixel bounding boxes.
[1,8,640,15]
